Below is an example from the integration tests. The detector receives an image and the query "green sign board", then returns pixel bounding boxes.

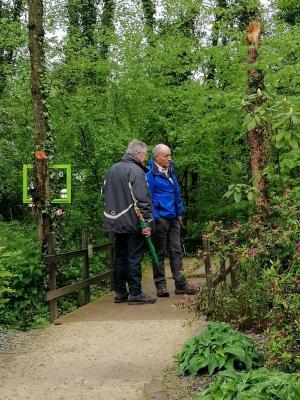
[23,164,71,204]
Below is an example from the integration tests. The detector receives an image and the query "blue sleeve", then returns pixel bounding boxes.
[173,175,185,216]
[146,172,160,220]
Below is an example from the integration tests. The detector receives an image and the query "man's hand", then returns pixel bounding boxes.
[178,216,183,225]
[142,227,152,237]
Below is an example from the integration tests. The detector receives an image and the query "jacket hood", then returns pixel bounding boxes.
[122,153,149,173]
[148,156,175,175]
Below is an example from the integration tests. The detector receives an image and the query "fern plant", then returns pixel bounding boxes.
[196,368,300,399]
[178,322,263,376]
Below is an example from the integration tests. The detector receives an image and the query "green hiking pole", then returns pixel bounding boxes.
[135,207,159,266]
[139,218,159,266]
[128,181,159,266]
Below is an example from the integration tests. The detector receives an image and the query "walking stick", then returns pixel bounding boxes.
[134,206,159,267]
[128,182,159,266]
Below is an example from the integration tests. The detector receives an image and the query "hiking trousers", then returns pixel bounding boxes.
[152,218,186,290]
[114,233,145,296]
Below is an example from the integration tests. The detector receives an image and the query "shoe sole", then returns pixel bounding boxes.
[114,299,128,303]
[157,293,170,297]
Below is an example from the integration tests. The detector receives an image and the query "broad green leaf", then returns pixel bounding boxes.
[234,191,242,203]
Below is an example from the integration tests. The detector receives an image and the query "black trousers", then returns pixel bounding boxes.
[114,233,145,296]
[153,218,186,290]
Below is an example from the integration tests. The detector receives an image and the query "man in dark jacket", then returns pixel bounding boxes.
[103,140,156,305]
[146,144,197,297]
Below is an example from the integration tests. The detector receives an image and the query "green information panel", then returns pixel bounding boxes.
[23,164,71,204]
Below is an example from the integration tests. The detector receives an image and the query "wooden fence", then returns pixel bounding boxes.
[43,230,114,322]
[202,234,237,310]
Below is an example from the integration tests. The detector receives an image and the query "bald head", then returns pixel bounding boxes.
[153,144,172,169]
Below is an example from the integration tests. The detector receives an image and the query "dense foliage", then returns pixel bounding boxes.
[196,368,300,400]
[0,221,48,329]
[194,191,300,371]
[178,322,263,376]
[0,1,299,335]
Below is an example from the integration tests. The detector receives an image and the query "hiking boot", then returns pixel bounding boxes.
[175,283,199,295]
[114,292,128,303]
[157,287,170,297]
[128,292,156,305]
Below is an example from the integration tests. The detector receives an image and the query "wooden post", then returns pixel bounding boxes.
[48,232,57,322]
[108,232,115,291]
[220,232,226,282]
[203,235,213,311]
[81,229,90,304]
[229,254,237,289]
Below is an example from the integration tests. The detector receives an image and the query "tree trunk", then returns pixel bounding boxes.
[67,0,98,47]
[28,0,51,250]
[246,20,270,218]
[207,0,227,83]
[0,0,23,96]
[99,0,115,59]
[141,0,155,43]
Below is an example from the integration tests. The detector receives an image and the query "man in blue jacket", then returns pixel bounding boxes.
[146,144,197,297]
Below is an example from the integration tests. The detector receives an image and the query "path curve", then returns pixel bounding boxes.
[0,262,206,400]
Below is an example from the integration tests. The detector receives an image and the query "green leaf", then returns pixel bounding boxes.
[247,118,257,131]
[247,191,254,202]
[224,346,246,362]
[208,355,218,375]
[234,191,242,203]
[289,137,299,149]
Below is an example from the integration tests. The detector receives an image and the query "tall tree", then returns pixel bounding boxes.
[0,0,23,96]
[245,17,270,218]
[99,0,115,59]
[67,0,98,47]
[276,0,300,25]
[206,1,228,86]
[141,0,155,42]
[28,0,51,249]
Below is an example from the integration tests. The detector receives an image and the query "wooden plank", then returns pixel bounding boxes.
[46,271,112,301]
[229,255,238,289]
[44,249,86,264]
[180,273,206,279]
[82,229,90,304]
[212,265,232,288]
[43,242,114,264]
[48,232,57,322]
[220,233,226,282]
[203,235,213,310]
[92,241,114,254]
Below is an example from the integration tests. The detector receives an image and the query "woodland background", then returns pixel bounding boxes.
[0,0,299,353]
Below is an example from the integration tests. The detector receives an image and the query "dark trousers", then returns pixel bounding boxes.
[114,233,145,296]
[153,218,186,290]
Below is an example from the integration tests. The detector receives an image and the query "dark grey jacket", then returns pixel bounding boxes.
[102,154,153,233]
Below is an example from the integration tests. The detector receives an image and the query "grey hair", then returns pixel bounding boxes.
[153,144,170,156]
[127,139,148,155]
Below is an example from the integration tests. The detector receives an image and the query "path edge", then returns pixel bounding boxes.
[144,380,168,400]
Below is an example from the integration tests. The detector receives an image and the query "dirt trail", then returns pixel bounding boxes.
[0,261,207,400]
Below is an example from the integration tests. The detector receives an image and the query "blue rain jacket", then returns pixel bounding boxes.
[146,157,185,221]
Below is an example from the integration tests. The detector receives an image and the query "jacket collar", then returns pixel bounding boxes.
[122,153,149,173]
[149,156,174,176]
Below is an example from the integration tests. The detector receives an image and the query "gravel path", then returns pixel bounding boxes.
[0,263,206,400]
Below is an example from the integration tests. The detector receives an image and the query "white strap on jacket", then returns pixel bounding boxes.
[103,203,133,219]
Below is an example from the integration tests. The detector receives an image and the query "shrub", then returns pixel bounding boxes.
[196,368,300,399]
[193,193,300,370]
[264,268,300,372]
[177,322,263,376]
[0,221,48,329]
